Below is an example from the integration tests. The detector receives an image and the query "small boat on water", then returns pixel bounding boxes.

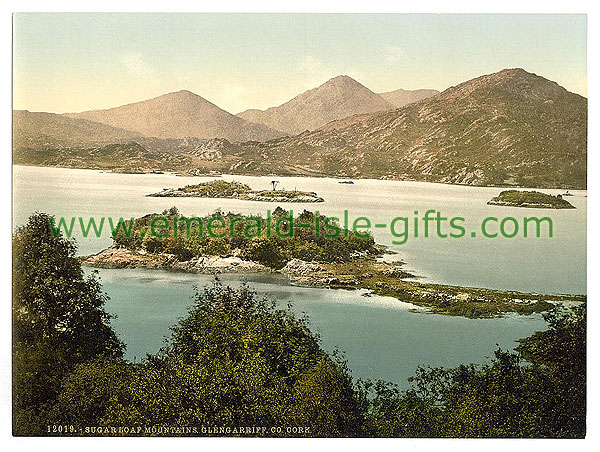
[562,190,574,196]
[338,180,354,185]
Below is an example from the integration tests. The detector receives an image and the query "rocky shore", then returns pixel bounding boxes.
[83,247,270,273]
[82,248,585,318]
[149,188,324,203]
[147,180,324,203]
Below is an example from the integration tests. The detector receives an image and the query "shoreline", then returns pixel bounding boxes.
[13,163,587,191]
[147,182,325,203]
[82,247,585,319]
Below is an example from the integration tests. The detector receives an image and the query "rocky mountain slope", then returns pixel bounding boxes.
[64,90,284,142]
[213,68,587,188]
[378,88,440,108]
[13,110,142,149]
[237,75,395,135]
[13,69,587,189]
[12,141,194,174]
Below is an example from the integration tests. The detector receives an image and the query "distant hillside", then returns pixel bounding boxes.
[214,69,587,188]
[13,141,194,174]
[378,88,439,108]
[12,110,142,149]
[64,90,284,142]
[13,69,587,189]
[237,75,395,135]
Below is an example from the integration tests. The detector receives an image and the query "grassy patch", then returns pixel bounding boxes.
[488,190,575,209]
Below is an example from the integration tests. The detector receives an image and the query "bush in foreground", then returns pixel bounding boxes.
[14,212,586,437]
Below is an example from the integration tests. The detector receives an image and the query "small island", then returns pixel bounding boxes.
[487,190,575,209]
[82,207,584,318]
[147,180,324,203]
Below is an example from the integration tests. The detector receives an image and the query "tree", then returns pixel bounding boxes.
[516,305,586,437]
[54,282,366,436]
[362,305,586,438]
[13,212,124,435]
[241,236,288,269]
[13,212,586,438]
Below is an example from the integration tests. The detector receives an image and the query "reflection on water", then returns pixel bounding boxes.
[91,268,548,387]
[13,165,569,387]
[14,165,586,294]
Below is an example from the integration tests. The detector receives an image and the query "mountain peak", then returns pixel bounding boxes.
[317,75,368,91]
[498,67,528,75]
[174,89,198,96]
[63,90,284,141]
[237,75,394,134]
[159,89,204,101]
[325,74,358,84]
[441,68,581,103]
[250,69,586,189]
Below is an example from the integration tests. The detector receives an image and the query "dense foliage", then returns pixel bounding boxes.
[150,180,325,202]
[180,180,252,195]
[112,207,380,269]
[13,212,124,435]
[488,190,575,208]
[13,213,586,437]
[54,283,365,436]
[362,305,586,438]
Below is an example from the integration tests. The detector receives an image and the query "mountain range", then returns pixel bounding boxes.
[13,110,142,148]
[378,88,440,108]
[63,90,284,142]
[184,69,587,188]
[236,75,397,135]
[16,75,428,146]
[13,69,587,188]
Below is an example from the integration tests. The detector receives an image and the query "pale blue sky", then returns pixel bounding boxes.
[13,13,587,114]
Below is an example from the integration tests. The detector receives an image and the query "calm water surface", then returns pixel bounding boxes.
[13,165,586,294]
[13,166,584,385]
[90,268,547,386]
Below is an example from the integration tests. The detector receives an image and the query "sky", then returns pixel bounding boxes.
[13,13,587,114]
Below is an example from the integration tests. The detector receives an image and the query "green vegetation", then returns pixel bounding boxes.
[179,180,252,196]
[148,180,325,202]
[319,261,582,318]
[13,142,192,174]
[54,283,365,436]
[112,207,380,269]
[13,213,124,435]
[103,207,584,318]
[362,305,585,437]
[488,190,575,209]
[13,213,586,437]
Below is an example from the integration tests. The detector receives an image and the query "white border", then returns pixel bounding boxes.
[2,2,597,451]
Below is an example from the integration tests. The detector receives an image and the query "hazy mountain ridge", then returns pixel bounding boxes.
[12,141,195,174]
[64,90,285,142]
[237,75,396,135]
[378,88,440,108]
[13,78,439,148]
[13,69,587,189]
[12,110,142,149]
[211,69,587,188]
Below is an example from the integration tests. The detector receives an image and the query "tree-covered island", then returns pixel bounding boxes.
[488,190,575,209]
[148,180,324,203]
[82,207,584,318]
